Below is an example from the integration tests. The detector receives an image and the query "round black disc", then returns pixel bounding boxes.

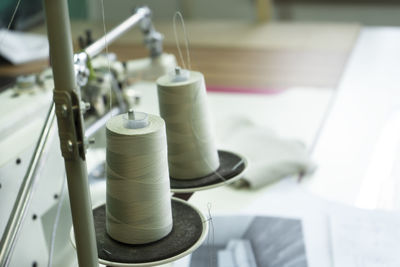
[170,150,246,191]
[94,199,205,264]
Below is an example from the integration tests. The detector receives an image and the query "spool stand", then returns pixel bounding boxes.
[157,69,249,194]
[45,2,248,265]
[85,122,248,267]
[71,198,208,267]
[93,110,209,266]
[93,67,249,265]
[46,5,212,266]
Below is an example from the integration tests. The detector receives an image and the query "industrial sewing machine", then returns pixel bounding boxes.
[0,6,178,266]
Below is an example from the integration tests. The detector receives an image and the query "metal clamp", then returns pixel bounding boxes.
[53,90,86,160]
[73,52,90,87]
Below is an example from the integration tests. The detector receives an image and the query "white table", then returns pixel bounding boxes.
[131,27,400,267]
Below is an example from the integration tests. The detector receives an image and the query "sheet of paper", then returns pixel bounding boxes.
[189,216,308,267]
[330,206,400,267]
[0,29,48,64]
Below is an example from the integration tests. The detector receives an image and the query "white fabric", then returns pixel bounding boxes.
[0,29,48,64]
[217,118,315,189]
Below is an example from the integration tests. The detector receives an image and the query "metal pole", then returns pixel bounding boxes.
[85,107,120,138]
[84,6,150,58]
[0,104,55,266]
[0,102,119,265]
[43,0,98,266]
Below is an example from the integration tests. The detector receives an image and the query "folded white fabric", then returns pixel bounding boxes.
[0,29,49,65]
[217,118,316,189]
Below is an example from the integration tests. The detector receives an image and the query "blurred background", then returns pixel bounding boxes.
[2,0,400,30]
[2,1,400,267]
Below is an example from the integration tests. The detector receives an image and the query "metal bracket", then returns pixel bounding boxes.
[53,90,86,160]
[138,8,163,58]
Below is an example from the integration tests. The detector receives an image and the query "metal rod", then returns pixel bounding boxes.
[0,101,117,266]
[0,3,148,264]
[84,6,150,58]
[43,0,98,266]
[0,104,55,266]
[85,107,120,138]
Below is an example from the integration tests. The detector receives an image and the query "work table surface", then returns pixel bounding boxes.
[3,17,400,267]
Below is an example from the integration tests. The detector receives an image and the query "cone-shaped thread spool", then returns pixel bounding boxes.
[106,112,173,244]
[157,70,220,180]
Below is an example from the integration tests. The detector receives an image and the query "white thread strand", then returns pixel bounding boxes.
[171,14,231,182]
[47,173,67,267]
[106,113,173,244]
[157,71,219,179]
[99,0,113,116]
[173,11,191,70]
[0,0,23,47]
[206,202,215,267]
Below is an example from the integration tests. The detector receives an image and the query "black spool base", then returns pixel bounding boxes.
[92,198,207,266]
[170,150,247,193]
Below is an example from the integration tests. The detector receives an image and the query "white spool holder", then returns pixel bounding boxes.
[123,109,149,129]
[169,66,190,82]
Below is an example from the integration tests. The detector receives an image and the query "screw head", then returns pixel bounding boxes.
[128,109,135,120]
[61,104,68,117]
[67,140,73,152]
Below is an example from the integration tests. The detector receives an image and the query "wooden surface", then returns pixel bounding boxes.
[256,0,273,22]
[31,20,360,51]
[0,21,361,89]
[0,60,48,77]
[111,44,352,89]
